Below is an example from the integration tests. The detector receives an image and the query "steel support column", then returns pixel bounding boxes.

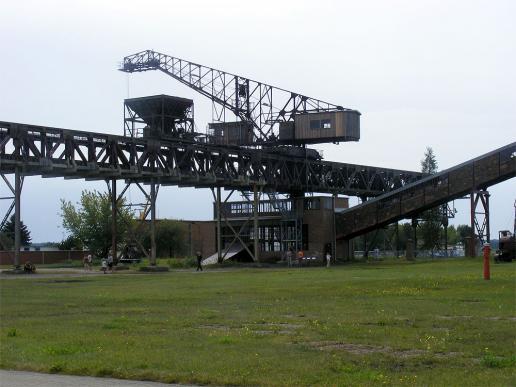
[253,184,260,262]
[412,218,418,257]
[395,221,399,258]
[111,179,117,262]
[332,193,337,261]
[14,167,21,268]
[470,190,490,246]
[216,186,222,263]
[150,180,157,265]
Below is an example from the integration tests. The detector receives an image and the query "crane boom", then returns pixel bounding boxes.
[120,50,357,145]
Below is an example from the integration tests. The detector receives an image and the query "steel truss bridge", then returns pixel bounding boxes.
[0,121,422,195]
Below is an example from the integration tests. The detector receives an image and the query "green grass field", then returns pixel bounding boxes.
[1,258,515,386]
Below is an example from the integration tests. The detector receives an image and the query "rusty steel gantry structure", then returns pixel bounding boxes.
[1,49,513,268]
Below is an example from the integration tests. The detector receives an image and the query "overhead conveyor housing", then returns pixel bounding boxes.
[337,142,516,240]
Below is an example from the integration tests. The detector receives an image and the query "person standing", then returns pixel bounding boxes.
[286,248,293,268]
[326,252,331,268]
[196,251,203,271]
[107,253,113,273]
[83,254,89,271]
[297,250,304,268]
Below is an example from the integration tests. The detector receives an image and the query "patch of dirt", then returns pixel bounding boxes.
[437,315,473,320]
[44,279,90,283]
[308,341,456,358]
[199,324,231,331]
[485,316,516,321]
[438,315,516,322]
[251,330,272,335]
[252,329,294,335]
[264,323,303,329]
[434,351,463,359]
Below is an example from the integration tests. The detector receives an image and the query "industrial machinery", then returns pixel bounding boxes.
[495,200,516,262]
[124,94,195,140]
[120,50,361,159]
[3,50,512,267]
[495,230,515,262]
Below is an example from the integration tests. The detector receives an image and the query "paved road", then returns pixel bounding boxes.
[0,370,191,387]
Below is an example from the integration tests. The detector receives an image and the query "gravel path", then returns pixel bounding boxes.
[0,370,194,387]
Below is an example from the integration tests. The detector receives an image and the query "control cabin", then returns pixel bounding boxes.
[279,110,360,144]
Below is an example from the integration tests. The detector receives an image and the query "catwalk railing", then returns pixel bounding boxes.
[0,121,422,196]
[337,142,516,239]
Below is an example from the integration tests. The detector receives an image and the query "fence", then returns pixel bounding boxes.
[0,250,88,265]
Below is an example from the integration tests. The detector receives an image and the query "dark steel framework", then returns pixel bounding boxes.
[120,50,357,145]
[470,190,490,245]
[0,121,422,196]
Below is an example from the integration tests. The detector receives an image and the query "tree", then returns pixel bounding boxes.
[58,235,83,250]
[0,215,32,246]
[421,146,438,174]
[447,225,458,245]
[60,190,134,258]
[142,219,186,257]
[419,147,441,251]
[456,224,473,245]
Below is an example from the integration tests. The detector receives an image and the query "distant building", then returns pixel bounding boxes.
[21,242,60,252]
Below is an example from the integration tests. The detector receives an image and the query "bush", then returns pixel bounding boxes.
[167,257,196,269]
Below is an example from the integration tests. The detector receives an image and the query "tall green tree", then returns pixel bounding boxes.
[456,224,473,245]
[60,190,134,257]
[421,146,438,174]
[419,147,441,250]
[142,219,187,257]
[0,215,32,246]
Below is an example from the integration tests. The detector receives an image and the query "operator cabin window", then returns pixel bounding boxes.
[321,119,331,129]
[310,120,320,130]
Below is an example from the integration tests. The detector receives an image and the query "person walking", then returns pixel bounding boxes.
[101,258,107,274]
[326,252,331,268]
[196,251,203,271]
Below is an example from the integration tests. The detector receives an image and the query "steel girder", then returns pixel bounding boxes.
[0,121,422,196]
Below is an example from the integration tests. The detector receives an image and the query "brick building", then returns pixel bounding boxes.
[179,195,348,262]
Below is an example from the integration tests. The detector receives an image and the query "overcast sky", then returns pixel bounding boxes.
[1,0,514,243]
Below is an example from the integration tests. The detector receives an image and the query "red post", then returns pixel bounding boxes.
[483,243,490,280]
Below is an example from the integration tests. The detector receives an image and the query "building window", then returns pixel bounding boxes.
[321,119,331,129]
[310,120,320,130]
[304,198,320,210]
